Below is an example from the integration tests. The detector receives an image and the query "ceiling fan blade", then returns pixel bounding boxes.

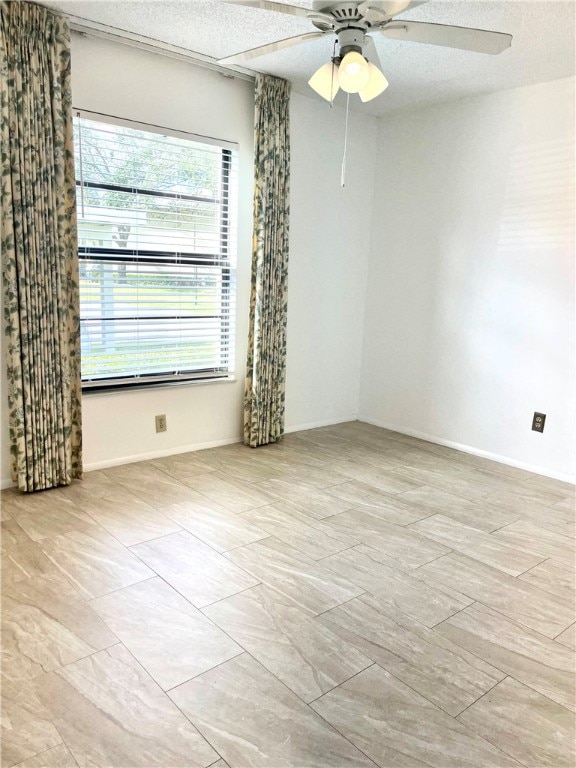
[223,0,310,17]
[218,31,328,65]
[381,20,512,54]
[363,35,383,70]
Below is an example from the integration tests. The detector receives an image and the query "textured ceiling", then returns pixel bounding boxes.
[44,0,575,115]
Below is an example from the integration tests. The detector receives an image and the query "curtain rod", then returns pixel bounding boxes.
[67,15,256,83]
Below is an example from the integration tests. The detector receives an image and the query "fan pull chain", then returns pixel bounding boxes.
[341,93,350,187]
[330,38,337,108]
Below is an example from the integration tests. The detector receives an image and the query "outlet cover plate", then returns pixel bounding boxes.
[532,412,546,433]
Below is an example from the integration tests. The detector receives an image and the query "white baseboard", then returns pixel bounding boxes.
[1,436,243,488]
[285,415,357,434]
[82,435,243,473]
[358,415,576,485]
[1,416,359,488]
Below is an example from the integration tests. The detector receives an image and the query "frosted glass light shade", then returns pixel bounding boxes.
[338,51,370,93]
[359,63,389,102]
[308,61,340,101]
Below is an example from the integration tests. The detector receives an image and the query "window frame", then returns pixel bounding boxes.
[73,110,238,393]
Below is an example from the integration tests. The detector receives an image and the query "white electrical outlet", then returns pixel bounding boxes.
[155,414,167,433]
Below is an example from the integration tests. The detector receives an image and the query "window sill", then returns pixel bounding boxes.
[81,376,238,396]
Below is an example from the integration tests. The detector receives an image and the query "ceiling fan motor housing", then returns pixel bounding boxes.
[337,27,366,57]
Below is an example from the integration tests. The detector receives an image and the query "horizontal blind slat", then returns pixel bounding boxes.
[75,113,237,388]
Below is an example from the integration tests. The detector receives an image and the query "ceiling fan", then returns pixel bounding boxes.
[218,1,512,102]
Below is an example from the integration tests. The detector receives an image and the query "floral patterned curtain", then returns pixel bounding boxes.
[1,1,82,491]
[244,75,291,447]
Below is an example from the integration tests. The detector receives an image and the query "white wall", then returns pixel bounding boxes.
[286,95,376,430]
[0,34,377,484]
[360,78,576,480]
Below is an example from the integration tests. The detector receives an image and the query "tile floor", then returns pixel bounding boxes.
[1,421,575,768]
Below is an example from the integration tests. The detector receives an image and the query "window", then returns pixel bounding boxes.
[73,113,238,390]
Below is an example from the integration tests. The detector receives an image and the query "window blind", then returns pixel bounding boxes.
[73,113,238,390]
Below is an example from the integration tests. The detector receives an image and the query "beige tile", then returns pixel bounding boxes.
[555,623,576,649]
[151,451,217,479]
[326,509,451,567]
[324,480,432,522]
[491,518,575,565]
[182,471,273,513]
[522,475,575,498]
[91,577,242,690]
[131,531,259,608]
[2,572,117,682]
[204,584,371,702]
[270,464,350,490]
[520,507,576,539]
[549,494,576,516]
[1,520,56,585]
[162,496,268,552]
[186,446,283,483]
[241,503,351,560]
[318,594,504,716]
[479,484,573,516]
[388,465,495,500]
[446,451,540,482]
[35,645,218,768]
[12,744,78,768]
[410,514,545,575]
[10,508,96,542]
[1,679,62,768]
[61,470,128,501]
[436,602,576,711]
[518,557,575,599]
[0,489,78,518]
[458,676,575,767]
[169,653,375,767]
[311,664,520,767]
[104,462,203,508]
[320,547,471,627]
[396,486,520,531]
[420,553,574,638]
[37,527,153,600]
[352,542,477,607]
[80,495,182,546]
[254,477,353,519]
[225,538,364,615]
[326,462,423,495]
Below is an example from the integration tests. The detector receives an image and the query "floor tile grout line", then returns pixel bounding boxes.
[305,661,377,706]
[198,580,265,611]
[308,669,385,768]
[430,599,566,681]
[513,554,552,578]
[453,676,563,768]
[164,648,248,695]
[313,591,369,619]
[127,527,270,586]
[429,599,477,630]
[552,621,576,642]
[454,675,504,719]
[502,673,576,714]
[109,642,227,765]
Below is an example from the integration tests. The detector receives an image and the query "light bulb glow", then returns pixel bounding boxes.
[338,51,370,93]
[359,63,389,102]
[308,61,340,102]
